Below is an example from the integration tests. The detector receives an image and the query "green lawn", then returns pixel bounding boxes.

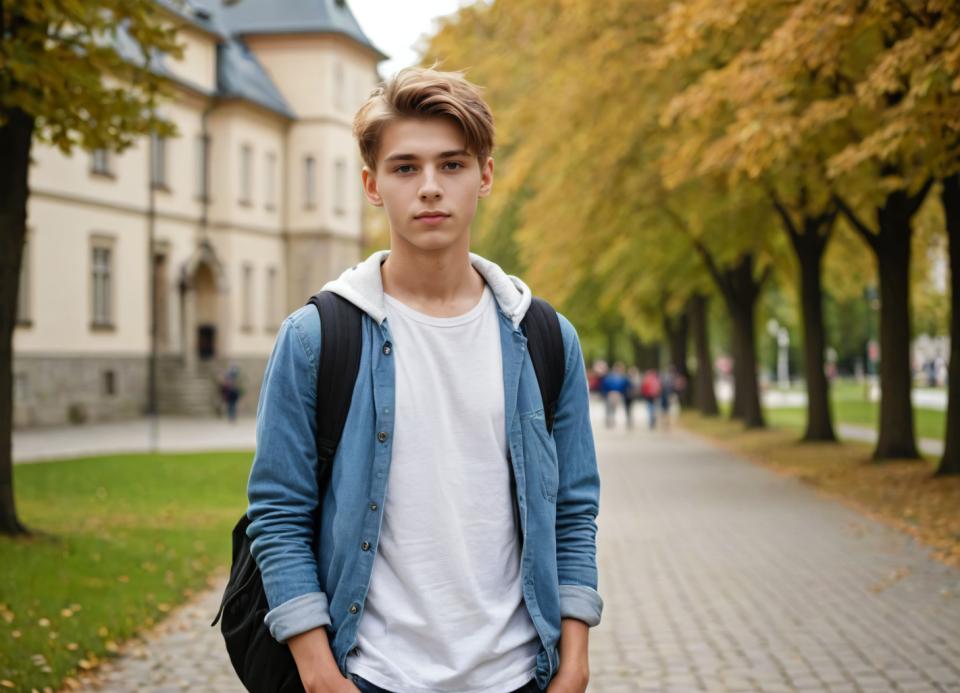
[724,382,947,441]
[0,451,252,691]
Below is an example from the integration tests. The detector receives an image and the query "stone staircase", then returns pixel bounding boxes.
[157,356,223,417]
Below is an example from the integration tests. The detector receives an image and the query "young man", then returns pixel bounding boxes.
[245,68,602,693]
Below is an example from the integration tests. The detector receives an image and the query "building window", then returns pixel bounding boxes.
[195,134,211,200]
[304,155,316,209]
[91,241,114,328]
[15,234,31,326]
[91,148,112,176]
[240,143,253,206]
[333,159,346,216]
[103,370,116,396]
[241,263,254,331]
[265,266,278,330]
[150,133,168,189]
[265,151,277,210]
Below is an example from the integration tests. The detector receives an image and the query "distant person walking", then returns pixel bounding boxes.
[659,366,674,431]
[640,369,661,430]
[219,365,244,421]
[601,362,631,429]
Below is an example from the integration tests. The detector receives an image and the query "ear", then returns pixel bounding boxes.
[361,167,383,207]
[478,156,494,198]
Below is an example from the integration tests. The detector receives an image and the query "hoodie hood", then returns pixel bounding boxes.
[321,250,533,328]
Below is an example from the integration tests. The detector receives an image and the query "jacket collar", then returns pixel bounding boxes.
[321,249,533,328]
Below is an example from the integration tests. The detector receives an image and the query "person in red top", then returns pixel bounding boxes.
[640,369,661,430]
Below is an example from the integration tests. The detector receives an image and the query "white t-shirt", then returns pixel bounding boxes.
[346,284,540,693]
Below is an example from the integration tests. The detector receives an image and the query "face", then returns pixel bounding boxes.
[361,117,494,253]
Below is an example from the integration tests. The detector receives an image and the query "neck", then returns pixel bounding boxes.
[380,235,484,313]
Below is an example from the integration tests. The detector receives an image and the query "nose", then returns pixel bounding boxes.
[418,167,442,201]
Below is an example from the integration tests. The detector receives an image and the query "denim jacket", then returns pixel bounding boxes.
[245,250,603,689]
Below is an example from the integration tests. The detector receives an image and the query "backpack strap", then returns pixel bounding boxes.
[521,297,566,434]
[306,291,363,490]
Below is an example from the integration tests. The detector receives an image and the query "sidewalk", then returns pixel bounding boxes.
[13,416,257,464]
[66,406,960,692]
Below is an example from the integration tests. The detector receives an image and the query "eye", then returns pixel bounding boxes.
[393,164,416,174]
[443,161,464,170]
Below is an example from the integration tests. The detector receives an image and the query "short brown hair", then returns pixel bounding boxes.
[352,67,495,171]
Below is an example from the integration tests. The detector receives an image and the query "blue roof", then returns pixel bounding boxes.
[218,0,387,60]
[216,39,296,119]
[142,0,385,119]
[155,0,229,39]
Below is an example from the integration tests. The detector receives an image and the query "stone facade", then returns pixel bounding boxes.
[12,1,384,429]
[13,355,148,429]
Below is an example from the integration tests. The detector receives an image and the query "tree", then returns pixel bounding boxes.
[0,0,180,535]
[688,293,720,415]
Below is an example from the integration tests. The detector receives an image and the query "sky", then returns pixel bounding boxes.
[348,0,476,78]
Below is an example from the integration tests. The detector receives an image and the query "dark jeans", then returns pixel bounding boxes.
[349,673,541,693]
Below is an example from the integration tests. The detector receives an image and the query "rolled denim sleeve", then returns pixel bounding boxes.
[245,308,331,643]
[552,314,603,627]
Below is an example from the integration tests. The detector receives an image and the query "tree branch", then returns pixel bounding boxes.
[906,177,934,218]
[767,189,801,248]
[832,194,879,250]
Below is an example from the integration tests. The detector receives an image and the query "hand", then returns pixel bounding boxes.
[548,618,590,693]
[546,666,589,693]
[288,628,360,693]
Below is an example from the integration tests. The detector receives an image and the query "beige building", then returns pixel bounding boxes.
[12,0,386,428]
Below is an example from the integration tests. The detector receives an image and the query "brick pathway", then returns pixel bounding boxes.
[76,413,960,692]
[590,424,960,692]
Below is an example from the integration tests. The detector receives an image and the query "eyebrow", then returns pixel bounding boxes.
[383,149,471,163]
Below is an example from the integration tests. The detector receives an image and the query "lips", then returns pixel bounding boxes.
[415,211,450,219]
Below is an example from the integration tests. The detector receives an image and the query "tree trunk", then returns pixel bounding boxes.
[837,181,930,460]
[718,254,766,428]
[729,314,746,421]
[728,293,765,428]
[689,293,719,416]
[872,199,920,460]
[0,107,34,536]
[939,172,960,476]
[791,221,837,442]
[663,310,692,406]
[630,335,660,371]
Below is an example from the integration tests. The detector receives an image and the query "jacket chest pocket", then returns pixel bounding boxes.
[520,409,559,503]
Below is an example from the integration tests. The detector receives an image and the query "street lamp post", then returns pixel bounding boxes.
[766,319,790,390]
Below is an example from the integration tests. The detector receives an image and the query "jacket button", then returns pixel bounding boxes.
[369,502,378,511]
[382,342,392,355]
[349,603,359,614]
[377,431,388,443]
[361,541,371,551]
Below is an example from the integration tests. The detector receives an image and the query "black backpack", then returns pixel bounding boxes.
[211,291,565,693]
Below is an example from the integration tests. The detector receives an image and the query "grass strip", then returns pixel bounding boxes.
[0,451,252,691]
